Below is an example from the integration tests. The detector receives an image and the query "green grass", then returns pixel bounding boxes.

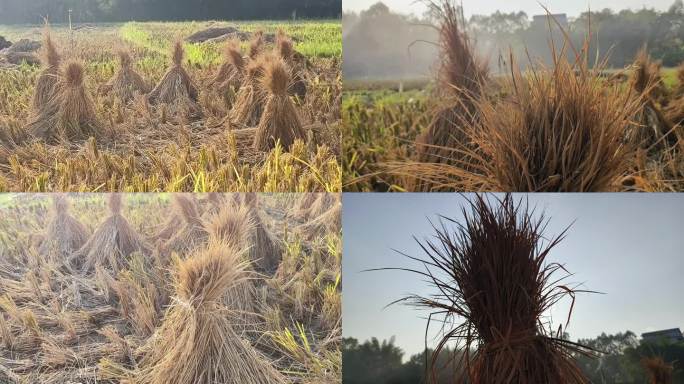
[663,67,679,89]
[120,20,341,67]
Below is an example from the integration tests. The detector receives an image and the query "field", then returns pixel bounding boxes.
[0,192,342,383]
[0,20,341,192]
[342,3,684,192]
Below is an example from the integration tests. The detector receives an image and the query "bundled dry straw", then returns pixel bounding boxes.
[32,31,62,113]
[641,357,673,384]
[148,42,200,118]
[205,201,257,325]
[630,48,676,148]
[28,62,101,142]
[209,40,245,107]
[276,30,307,100]
[415,0,487,167]
[249,30,265,60]
[298,194,341,240]
[39,195,90,264]
[163,195,207,255]
[102,51,149,103]
[464,52,644,191]
[70,194,149,274]
[400,194,595,383]
[244,193,281,273]
[230,56,267,126]
[205,201,255,251]
[137,243,286,384]
[253,57,306,151]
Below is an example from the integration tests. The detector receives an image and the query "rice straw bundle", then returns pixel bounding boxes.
[137,243,286,384]
[210,40,245,102]
[631,48,675,148]
[632,48,668,103]
[32,31,62,113]
[244,193,281,273]
[665,95,684,129]
[641,357,673,384]
[253,57,306,151]
[205,201,255,251]
[102,51,149,103]
[28,62,101,142]
[39,195,90,264]
[248,30,265,59]
[204,201,257,326]
[163,195,207,255]
[402,194,595,383]
[70,194,149,274]
[432,44,644,192]
[276,30,306,100]
[415,0,487,168]
[148,42,201,119]
[298,196,341,241]
[229,56,267,126]
[151,213,183,244]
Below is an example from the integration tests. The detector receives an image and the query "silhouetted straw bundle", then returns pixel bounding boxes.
[402,194,595,383]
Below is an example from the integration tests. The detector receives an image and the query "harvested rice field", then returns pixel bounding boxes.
[0,192,342,383]
[343,1,684,192]
[0,21,341,192]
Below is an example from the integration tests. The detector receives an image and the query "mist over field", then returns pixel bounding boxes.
[343,1,684,81]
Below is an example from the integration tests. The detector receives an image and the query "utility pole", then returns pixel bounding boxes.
[68,9,74,49]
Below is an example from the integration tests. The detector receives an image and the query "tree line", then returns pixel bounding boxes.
[0,0,341,24]
[343,333,684,383]
[343,1,684,80]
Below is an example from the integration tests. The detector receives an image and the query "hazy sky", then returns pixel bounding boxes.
[343,193,684,357]
[343,0,676,18]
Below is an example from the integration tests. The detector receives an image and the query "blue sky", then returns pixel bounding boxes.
[342,193,684,357]
[343,0,676,18]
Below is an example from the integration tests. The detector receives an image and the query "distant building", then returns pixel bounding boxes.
[641,328,684,343]
[532,14,568,29]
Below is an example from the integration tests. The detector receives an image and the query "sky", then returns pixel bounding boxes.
[343,0,676,18]
[343,193,684,357]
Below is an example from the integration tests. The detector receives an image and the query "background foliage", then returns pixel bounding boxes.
[0,0,342,24]
[343,334,684,383]
[343,1,684,80]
